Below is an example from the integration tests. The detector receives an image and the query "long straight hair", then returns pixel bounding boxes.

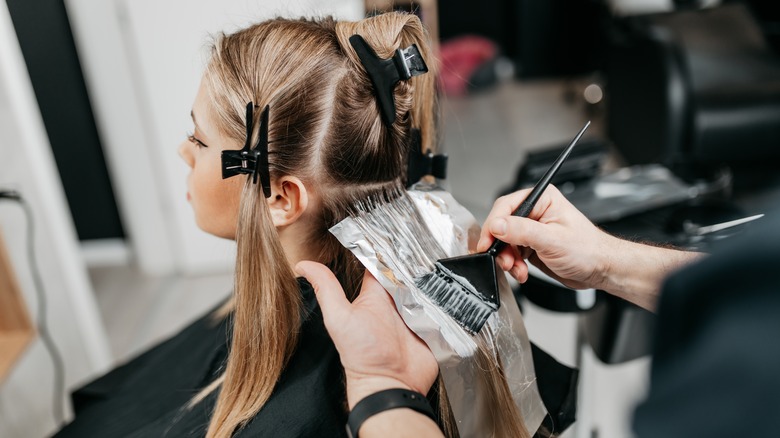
[196,13,443,438]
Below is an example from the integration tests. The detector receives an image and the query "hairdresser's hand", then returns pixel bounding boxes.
[296,262,439,409]
[477,185,701,311]
[478,185,612,290]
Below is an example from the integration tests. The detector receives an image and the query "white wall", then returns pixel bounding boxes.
[66,0,364,275]
[0,2,112,437]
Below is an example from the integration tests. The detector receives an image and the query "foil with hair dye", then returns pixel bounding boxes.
[330,182,547,437]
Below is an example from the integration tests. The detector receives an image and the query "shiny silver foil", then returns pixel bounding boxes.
[330,183,546,437]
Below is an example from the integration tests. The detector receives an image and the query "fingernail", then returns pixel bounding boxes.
[497,254,508,269]
[490,218,507,236]
[510,267,521,279]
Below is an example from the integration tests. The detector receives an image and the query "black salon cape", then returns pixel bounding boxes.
[633,211,780,437]
[55,278,348,437]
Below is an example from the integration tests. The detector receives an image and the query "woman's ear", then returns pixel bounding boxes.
[267,176,309,227]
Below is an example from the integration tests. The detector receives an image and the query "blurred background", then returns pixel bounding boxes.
[1,0,779,436]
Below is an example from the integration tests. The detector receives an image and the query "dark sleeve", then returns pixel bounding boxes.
[633,214,780,438]
[235,279,349,438]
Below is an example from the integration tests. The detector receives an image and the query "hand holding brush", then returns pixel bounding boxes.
[415,121,591,334]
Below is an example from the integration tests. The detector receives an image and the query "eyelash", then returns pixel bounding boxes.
[186,132,208,149]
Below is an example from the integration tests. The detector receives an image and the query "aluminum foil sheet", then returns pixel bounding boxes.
[330,183,547,437]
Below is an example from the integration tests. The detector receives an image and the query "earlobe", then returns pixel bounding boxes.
[267,176,309,227]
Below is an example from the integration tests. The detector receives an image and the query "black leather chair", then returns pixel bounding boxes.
[606,3,780,175]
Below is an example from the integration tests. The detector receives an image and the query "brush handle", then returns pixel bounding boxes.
[486,121,590,256]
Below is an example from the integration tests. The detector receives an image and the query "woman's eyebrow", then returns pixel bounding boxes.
[190,110,199,129]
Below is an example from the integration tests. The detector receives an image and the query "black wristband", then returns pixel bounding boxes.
[346,388,436,438]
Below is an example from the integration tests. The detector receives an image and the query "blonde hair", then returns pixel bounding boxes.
[196,13,442,437]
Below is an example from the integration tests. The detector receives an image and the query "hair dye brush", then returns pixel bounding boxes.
[416,121,591,334]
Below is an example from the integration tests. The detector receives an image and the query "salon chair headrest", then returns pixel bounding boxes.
[606,4,780,171]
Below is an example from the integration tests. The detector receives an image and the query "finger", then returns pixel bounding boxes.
[510,244,523,261]
[509,258,529,283]
[357,269,395,306]
[495,244,523,271]
[478,187,560,251]
[499,246,528,281]
[490,215,554,251]
[295,261,351,324]
[527,253,562,284]
[495,246,515,271]
[478,190,531,251]
[518,245,533,260]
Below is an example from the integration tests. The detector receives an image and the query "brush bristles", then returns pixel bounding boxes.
[416,265,499,334]
[344,188,497,334]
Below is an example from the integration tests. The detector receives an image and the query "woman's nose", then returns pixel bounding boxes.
[178,141,194,167]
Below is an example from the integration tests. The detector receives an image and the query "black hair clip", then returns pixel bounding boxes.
[221,103,272,198]
[349,34,428,126]
[406,129,447,188]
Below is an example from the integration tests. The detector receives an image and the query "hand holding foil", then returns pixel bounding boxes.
[295,261,439,409]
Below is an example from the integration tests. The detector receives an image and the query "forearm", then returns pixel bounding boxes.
[359,409,443,438]
[347,377,443,438]
[597,235,704,311]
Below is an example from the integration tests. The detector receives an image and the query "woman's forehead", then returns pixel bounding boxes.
[192,81,213,130]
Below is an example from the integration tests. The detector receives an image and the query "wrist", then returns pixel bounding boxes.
[359,408,441,437]
[598,235,702,311]
[346,374,412,410]
[346,388,436,438]
[592,231,626,292]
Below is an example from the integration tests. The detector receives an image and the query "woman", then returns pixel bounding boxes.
[55,12,438,437]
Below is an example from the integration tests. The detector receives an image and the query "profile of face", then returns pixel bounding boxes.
[178,80,244,239]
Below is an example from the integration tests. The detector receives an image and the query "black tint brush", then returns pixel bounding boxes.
[416,121,591,334]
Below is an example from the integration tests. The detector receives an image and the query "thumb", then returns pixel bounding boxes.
[295,261,350,325]
[358,268,396,307]
[488,215,552,251]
